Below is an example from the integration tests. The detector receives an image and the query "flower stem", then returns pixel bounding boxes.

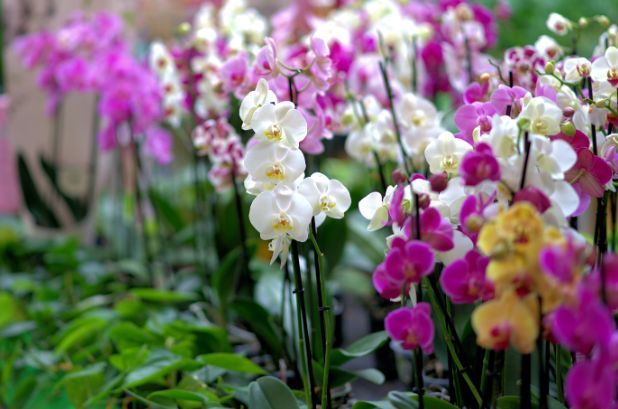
[85,96,100,214]
[481,350,495,409]
[379,61,411,175]
[520,353,532,409]
[426,283,483,406]
[519,131,531,190]
[291,241,317,409]
[231,164,249,289]
[132,140,154,283]
[309,219,332,408]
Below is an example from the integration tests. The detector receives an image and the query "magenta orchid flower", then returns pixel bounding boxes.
[454,102,497,143]
[460,143,501,186]
[565,359,617,409]
[372,239,435,300]
[385,303,435,354]
[550,288,615,356]
[403,207,455,251]
[440,249,494,303]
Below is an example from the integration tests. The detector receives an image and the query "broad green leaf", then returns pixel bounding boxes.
[131,288,196,303]
[230,299,283,359]
[212,247,241,309]
[331,331,389,366]
[55,317,108,354]
[352,401,397,409]
[0,292,20,328]
[198,353,265,375]
[388,392,459,409]
[124,389,177,409]
[109,322,158,351]
[496,396,520,409]
[123,350,200,388]
[247,376,300,409]
[56,363,105,409]
[148,187,185,231]
[17,153,60,228]
[147,389,215,403]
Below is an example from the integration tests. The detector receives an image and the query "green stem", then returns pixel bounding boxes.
[310,220,332,408]
[426,284,483,406]
[291,241,317,409]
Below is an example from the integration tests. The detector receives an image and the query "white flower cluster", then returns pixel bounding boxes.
[344,93,445,170]
[149,42,185,127]
[241,80,352,265]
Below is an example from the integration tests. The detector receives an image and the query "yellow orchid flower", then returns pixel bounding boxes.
[471,290,539,354]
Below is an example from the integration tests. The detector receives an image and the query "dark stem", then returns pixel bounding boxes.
[481,350,495,409]
[410,36,418,93]
[611,191,617,252]
[463,34,473,84]
[520,353,532,409]
[379,61,411,175]
[519,132,531,190]
[231,164,249,288]
[538,298,548,409]
[372,151,388,192]
[508,71,514,88]
[414,348,425,409]
[291,241,317,409]
[587,77,598,155]
[132,141,154,282]
[310,219,332,408]
[85,96,100,212]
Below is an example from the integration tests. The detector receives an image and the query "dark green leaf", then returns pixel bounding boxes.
[331,331,389,366]
[148,187,185,231]
[123,350,200,388]
[247,376,300,409]
[17,153,60,228]
[230,298,283,359]
[39,154,88,222]
[213,247,241,309]
[56,363,105,408]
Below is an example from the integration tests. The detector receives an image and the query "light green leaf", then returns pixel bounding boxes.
[131,288,196,303]
[198,353,265,375]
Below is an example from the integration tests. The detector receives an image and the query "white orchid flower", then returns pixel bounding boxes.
[519,97,563,136]
[424,131,472,175]
[529,135,577,179]
[249,184,313,259]
[239,78,278,130]
[358,186,396,231]
[479,115,519,159]
[546,13,572,36]
[534,35,562,60]
[591,46,618,86]
[244,142,306,188]
[298,173,352,224]
[562,57,592,82]
[252,101,307,148]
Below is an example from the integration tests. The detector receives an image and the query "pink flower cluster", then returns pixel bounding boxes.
[193,118,246,191]
[15,12,172,164]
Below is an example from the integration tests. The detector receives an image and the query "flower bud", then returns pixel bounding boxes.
[480,73,491,82]
[178,22,192,36]
[545,61,555,75]
[578,17,589,28]
[392,168,408,185]
[594,15,610,28]
[560,121,576,136]
[429,173,449,193]
[418,193,431,210]
[563,107,575,118]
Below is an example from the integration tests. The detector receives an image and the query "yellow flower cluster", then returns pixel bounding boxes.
[471,202,581,354]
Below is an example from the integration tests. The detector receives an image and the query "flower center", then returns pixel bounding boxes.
[272,213,293,233]
[319,195,336,212]
[489,323,511,349]
[440,155,458,172]
[531,118,548,134]
[266,163,285,181]
[608,67,618,86]
[265,124,283,141]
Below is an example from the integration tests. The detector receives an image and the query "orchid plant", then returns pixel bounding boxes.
[5,2,618,409]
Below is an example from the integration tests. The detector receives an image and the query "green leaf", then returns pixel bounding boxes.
[212,247,241,309]
[496,396,520,409]
[123,350,200,388]
[198,353,265,375]
[0,292,20,328]
[39,154,88,222]
[17,153,60,228]
[148,187,184,232]
[388,392,459,409]
[131,288,196,303]
[352,401,397,409]
[147,389,216,404]
[109,322,158,351]
[331,331,389,366]
[56,363,105,409]
[248,376,300,409]
[55,317,108,354]
[230,298,283,359]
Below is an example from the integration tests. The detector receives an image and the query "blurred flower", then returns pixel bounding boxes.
[239,78,278,131]
[472,290,539,353]
[546,13,572,36]
[385,303,435,354]
[460,143,501,186]
[565,359,617,409]
[359,187,396,231]
[424,131,473,175]
[591,46,618,86]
